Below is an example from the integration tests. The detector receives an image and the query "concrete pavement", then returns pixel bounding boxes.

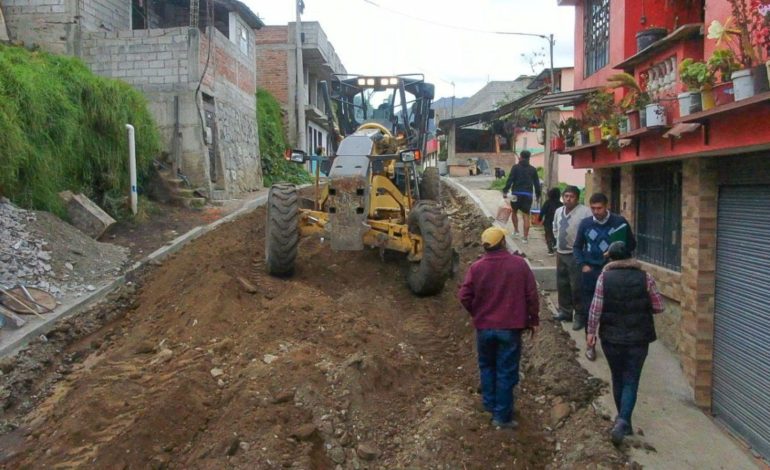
[448,175,762,469]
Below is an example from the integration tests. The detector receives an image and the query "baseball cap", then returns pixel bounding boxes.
[481,226,506,247]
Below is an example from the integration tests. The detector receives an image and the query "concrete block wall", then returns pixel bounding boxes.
[79,0,128,33]
[82,27,192,89]
[2,0,74,54]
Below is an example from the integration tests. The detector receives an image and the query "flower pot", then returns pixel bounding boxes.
[701,87,716,110]
[753,64,769,94]
[713,82,734,106]
[627,110,640,131]
[639,108,647,127]
[575,132,585,147]
[566,135,575,148]
[587,126,602,143]
[733,68,755,101]
[677,91,701,117]
[551,136,565,152]
[645,103,667,127]
[766,60,770,90]
[600,124,617,140]
[636,28,667,53]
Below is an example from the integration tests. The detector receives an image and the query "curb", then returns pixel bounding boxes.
[443,177,557,290]
[0,191,271,358]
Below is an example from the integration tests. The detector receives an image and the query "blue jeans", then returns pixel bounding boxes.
[601,341,649,428]
[476,329,522,424]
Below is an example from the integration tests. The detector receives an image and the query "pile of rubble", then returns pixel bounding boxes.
[0,198,128,299]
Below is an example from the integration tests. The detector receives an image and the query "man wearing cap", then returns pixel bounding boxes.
[586,241,664,445]
[458,227,540,429]
[502,151,541,243]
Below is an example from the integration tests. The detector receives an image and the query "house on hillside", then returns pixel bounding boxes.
[254,21,346,157]
[559,0,770,458]
[439,77,545,176]
[1,0,264,200]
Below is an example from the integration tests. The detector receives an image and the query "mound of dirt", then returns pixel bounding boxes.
[0,186,629,468]
[0,199,127,299]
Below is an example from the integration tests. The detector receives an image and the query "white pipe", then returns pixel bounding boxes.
[126,124,137,215]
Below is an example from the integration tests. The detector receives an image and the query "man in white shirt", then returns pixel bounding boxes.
[552,186,592,328]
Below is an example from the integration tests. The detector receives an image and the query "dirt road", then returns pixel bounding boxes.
[0,188,627,469]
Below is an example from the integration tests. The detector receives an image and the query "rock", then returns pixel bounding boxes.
[328,446,346,464]
[239,441,250,452]
[134,342,156,355]
[263,354,278,364]
[210,368,224,378]
[85,285,96,292]
[225,437,240,456]
[236,276,258,294]
[356,443,380,461]
[271,390,295,404]
[291,424,317,441]
[550,402,571,426]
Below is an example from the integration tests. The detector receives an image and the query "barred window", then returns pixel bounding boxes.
[635,163,682,271]
[584,0,610,77]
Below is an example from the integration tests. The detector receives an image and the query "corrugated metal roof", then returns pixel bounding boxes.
[438,87,549,129]
[528,87,601,109]
[454,78,535,117]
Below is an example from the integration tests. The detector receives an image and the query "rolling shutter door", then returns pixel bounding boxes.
[713,185,770,460]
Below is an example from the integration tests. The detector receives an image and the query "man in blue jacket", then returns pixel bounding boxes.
[573,193,636,359]
[458,226,540,429]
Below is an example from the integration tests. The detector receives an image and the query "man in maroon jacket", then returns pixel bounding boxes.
[458,226,540,428]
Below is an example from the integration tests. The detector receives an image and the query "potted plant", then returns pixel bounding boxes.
[636,26,668,53]
[678,59,716,114]
[645,101,668,127]
[584,90,616,143]
[558,117,582,148]
[707,48,740,105]
[708,4,769,101]
[606,72,651,130]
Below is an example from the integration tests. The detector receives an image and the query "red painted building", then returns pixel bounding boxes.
[560,0,770,459]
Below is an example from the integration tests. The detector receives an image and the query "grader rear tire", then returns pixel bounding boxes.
[266,183,299,276]
[407,201,452,295]
[420,167,441,201]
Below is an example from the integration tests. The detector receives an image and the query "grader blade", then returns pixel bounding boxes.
[328,175,368,250]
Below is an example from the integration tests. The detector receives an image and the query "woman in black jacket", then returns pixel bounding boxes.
[539,187,562,255]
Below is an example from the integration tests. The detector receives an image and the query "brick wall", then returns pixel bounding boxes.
[679,157,718,408]
[254,25,290,137]
[80,0,129,32]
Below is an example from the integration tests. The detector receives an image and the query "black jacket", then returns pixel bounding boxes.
[502,161,541,197]
[599,262,656,345]
[539,199,562,225]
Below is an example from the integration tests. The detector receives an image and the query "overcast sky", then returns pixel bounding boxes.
[243,0,576,100]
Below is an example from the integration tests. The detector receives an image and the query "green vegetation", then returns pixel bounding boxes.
[0,44,160,218]
[257,88,311,187]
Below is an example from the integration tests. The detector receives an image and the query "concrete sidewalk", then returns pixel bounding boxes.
[448,175,761,469]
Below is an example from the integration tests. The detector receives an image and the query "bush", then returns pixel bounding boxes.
[0,44,161,218]
[257,88,311,187]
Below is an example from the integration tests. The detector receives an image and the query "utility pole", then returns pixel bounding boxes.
[450,81,455,118]
[294,0,307,152]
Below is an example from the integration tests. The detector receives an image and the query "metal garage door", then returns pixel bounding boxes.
[713,185,770,460]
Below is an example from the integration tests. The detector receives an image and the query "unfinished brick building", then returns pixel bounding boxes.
[1,0,264,199]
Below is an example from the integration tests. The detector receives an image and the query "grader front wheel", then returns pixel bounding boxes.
[265,184,299,276]
[407,201,453,295]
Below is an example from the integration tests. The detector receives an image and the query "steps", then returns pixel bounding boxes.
[157,169,206,209]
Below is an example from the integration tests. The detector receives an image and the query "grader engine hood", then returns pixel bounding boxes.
[326,135,373,250]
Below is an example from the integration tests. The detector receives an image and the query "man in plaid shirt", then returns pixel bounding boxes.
[586,241,665,446]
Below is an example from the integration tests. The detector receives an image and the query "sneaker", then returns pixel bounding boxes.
[571,319,586,331]
[548,251,555,256]
[512,231,521,238]
[552,312,573,322]
[491,419,519,429]
[585,346,597,361]
[521,237,528,244]
[610,419,630,445]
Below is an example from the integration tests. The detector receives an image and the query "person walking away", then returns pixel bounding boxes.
[586,241,664,445]
[573,193,636,360]
[539,187,563,255]
[458,227,540,429]
[552,186,592,324]
[501,151,541,243]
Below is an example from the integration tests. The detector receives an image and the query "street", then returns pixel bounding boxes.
[0,187,624,469]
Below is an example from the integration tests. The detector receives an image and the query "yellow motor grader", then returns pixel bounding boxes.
[265,74,452,295]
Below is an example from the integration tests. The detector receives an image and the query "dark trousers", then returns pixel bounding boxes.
[578,264,603,329]
[556,253,582,319]
[544,221,556,252]
[477,329,522,424]
[601,341,649,428]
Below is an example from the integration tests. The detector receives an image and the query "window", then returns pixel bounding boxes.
[635,163,682,271]
[584,0,610,77]
[239,25,249,55]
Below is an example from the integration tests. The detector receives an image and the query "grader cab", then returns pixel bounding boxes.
[265,74,452,295]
